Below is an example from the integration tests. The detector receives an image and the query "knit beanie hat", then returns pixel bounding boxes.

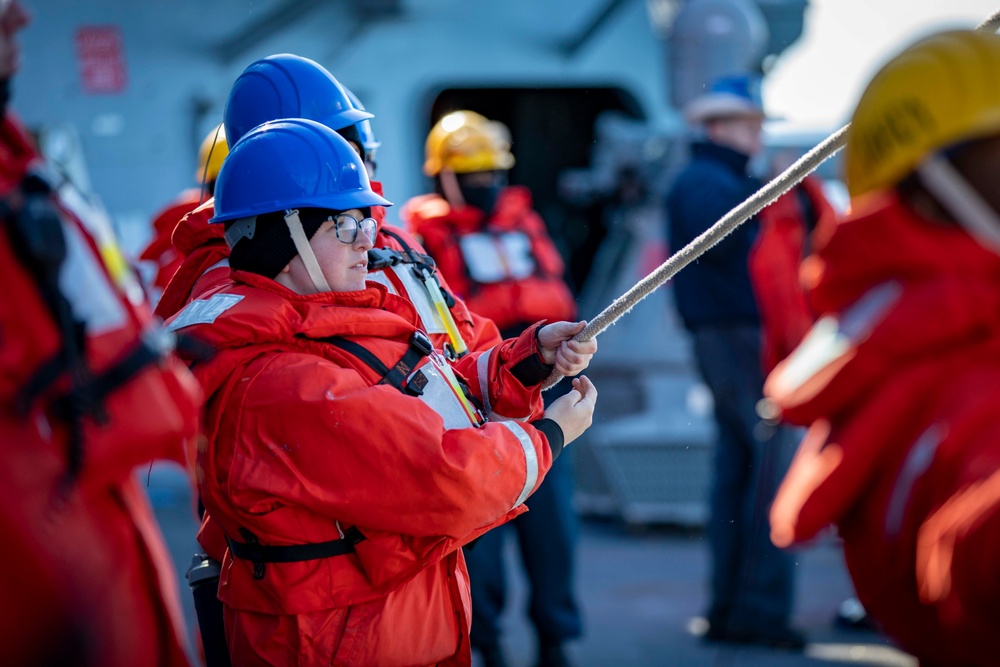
[226,208,334,278]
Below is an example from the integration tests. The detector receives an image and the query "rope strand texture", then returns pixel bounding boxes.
[541,9,1000,390]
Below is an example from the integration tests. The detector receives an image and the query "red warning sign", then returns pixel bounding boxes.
[76,26,127,94]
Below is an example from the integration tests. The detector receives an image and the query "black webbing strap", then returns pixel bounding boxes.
[227,526,366,580]
[15,349,67,416]
[310,331,433,396]
[48,338,163,425]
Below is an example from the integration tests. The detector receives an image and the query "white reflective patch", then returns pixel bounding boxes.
[772,281,901,395]
[838,281,903,343]
[885,425,944,537]
[499,420,538,508]
[459,232,535,284]
[204,258,230,273]
[167,293,245,332]
[58,218,127,334]
[498,232,534,279]
[391,265,446,334]
[366,270,399,295]
[413,357,479,430]
[477,347,495,417]
[460,234,506,283]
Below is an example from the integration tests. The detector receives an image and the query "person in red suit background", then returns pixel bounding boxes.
[767,29,1000,667]
[404,110,583,667]
[139,124,227,299]
[749,162,834,374]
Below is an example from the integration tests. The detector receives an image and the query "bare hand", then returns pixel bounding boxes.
[537,321,598,377]
[542,376,597,446]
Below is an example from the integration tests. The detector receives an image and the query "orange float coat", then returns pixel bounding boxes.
[404,186,577,335]
[0,114,201,666]
[767,192,1000,667]
[749,176,834,373]
[167,270,562,666]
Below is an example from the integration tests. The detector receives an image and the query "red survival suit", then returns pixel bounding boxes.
[748,176,834,373]
[0,114,201,666]
[766,192,1000,667]
[167,271,563,666]
[140,187,204,293]
[404,186,577,335]
[155,183,518,588]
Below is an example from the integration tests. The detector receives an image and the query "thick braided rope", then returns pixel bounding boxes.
[540,125,849,389]
[978,10,1000,32]
[542,10,1000,390]
[578,124,849,343]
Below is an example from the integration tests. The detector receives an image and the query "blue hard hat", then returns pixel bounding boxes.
[224,54,373,147]
[709,73,763,108]
[344,87,381,152]
[684,72,766,124]
[210,118,392,224]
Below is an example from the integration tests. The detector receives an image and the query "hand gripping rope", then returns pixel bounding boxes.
[542,10,1000,390]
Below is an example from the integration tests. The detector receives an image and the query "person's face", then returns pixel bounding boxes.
[707,115,764,157]
[281,208,375,294]
[0,1,30,80]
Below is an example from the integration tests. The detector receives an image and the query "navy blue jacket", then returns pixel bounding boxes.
[666,141,761,330]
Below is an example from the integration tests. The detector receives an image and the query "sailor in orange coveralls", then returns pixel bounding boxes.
[767,30,1000,667]
[167,118,598,666]
[0,1,202,664]
[403,111,582,667]
[138,124,227,298]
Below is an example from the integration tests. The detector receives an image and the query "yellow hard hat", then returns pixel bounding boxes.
[423,110,515,176]
[845,30,1000,198]
[196,123,229,184]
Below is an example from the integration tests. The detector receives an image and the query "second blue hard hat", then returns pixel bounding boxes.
[224,53,372,147]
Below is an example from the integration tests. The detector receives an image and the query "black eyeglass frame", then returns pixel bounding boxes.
[329,213,378,245]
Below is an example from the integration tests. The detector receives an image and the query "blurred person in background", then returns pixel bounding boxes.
[167,117,598,666]
[749,149,835,375]
[768,29,1000,667]
[0,0,202,664]
[665,73,804,649]
[750,148,875,633]
[404,110,583,667]
[138,124,227,301]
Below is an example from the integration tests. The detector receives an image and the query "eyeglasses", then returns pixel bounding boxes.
[329,213,378,245]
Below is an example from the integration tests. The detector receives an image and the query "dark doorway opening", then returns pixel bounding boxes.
[427,86,644,294]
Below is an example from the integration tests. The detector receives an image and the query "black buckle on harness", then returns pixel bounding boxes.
[376,331,432,396]
[227,526,366,580]
[307,331,434,396]
[366,247,402,271]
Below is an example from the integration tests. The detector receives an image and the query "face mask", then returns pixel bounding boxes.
[457,171,506,215]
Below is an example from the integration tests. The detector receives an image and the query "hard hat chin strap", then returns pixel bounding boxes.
[284,209,332,293]
[917,154,1000,256]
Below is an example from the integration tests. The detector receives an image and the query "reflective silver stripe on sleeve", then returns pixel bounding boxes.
[499,420,538,509]
[477,347,495,418]
[167,293,244,332]
[480,346,532,423]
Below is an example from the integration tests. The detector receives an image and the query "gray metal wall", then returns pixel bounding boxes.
[15,0,678,254]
